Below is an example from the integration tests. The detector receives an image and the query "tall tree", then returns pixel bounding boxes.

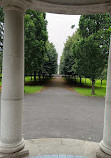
[59,30,80,76]
[24,10,48,81]
[43,41,58,76]
[78,14,110,94]
[60,14,110,95]
[59,55,65,75]
[76,35,105,94]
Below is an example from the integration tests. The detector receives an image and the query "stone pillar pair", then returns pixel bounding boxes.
[0,2,111,157]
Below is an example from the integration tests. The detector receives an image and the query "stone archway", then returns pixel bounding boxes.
[0,0,111,157]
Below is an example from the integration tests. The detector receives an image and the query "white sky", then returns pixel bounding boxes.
[46,13,80,65]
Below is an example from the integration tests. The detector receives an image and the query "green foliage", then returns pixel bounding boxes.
[43,41,58,75]
[59,55,65,74]
[108,27,111,33]
[79,14,110,58]
[79,14,110,38]
[78,14,110,94]
[76,35,105,80]
[100,67,107,80]
[24,10,48,75]
[59,30,80,75]
[60,13,110,95]
[25,10,58,78]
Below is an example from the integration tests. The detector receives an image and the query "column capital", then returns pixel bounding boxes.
[2,0,29,13]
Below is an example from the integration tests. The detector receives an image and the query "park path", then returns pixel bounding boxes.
[23,76,105,143]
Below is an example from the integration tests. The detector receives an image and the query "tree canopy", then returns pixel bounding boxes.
[60,13,111,94]
[24,10,48,78]
[43,41,58,76]
[24,10,58,80]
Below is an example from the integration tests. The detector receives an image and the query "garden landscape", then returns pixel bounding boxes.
[0,1,111,158]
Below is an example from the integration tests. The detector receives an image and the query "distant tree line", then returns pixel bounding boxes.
[0,8,58,81]
[24,10,58,81]
[59,14,111,94]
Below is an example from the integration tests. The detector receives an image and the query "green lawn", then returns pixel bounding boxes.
[25,76,38,82]
[74,78,106,97]
[24,76,43,94]
[24,85,43,94]
[0,76,44,94]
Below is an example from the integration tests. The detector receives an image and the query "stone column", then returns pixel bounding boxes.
[99,34,111,155]
[0,6,25,154]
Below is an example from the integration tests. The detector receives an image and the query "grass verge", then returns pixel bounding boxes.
[24,76,44,94]
[24,85,43,94]
[0,76,44,94]
[74,78,106,97]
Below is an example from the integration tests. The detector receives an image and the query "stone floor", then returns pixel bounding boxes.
[24,138,100,158]
[29,155,88,158]
[0,138,109,158]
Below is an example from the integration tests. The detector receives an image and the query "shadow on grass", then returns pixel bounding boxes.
[25,78,52,86]
[64,77,106,97]
[64,78,91,88]
[65,78,104,89]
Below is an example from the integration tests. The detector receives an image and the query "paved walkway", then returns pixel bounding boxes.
[23,77,105,143]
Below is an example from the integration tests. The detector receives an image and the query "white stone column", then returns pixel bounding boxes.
[99,35,111,155]
[0,6,25,154]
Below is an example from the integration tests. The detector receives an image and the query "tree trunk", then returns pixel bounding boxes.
[38,73,41,81]
[101,79,103,87]
[24,74,25,82]
[91,79,95,95]
[75,76,76,83]
[85,78,86,84]
[31,74,32,81]
[80,77,82,84]
[43,74,44,80]
[34,71,36,81]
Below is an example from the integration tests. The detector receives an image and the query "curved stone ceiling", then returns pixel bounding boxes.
[38,0,111,5]
[27,0,111,15]
[0,0,111,14]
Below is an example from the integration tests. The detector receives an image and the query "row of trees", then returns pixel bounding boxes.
[0,8,58,81]
[60,14,111,94]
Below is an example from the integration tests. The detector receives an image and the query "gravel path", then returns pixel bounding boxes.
[23,77,105,143]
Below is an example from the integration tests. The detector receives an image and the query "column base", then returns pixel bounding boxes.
[0,138,25,154]
[0,146,29,158]
[96,151,111,158]
[99,140,111,156]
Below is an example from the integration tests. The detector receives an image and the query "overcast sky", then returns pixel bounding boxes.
[46,13,80,64]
